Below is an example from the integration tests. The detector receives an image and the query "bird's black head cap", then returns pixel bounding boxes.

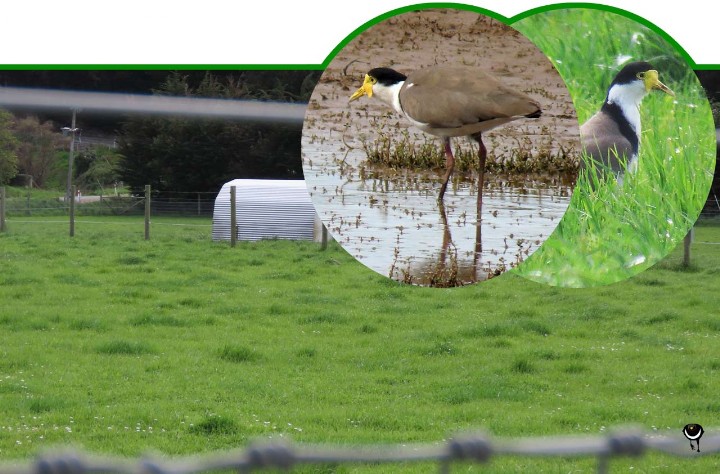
[611,61,656,86]
[368,67,408,86]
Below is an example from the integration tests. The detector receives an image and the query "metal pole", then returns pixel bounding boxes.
[230,186,237,248]
[321,224,328,251]
[65,109,77,202]
[144,185,151,240]
[69,184,76,237]
[0,186,6,232]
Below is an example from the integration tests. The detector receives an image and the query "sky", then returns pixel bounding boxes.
[1,1,716,66]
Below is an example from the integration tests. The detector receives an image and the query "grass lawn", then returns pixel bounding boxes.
[0,216,719,472]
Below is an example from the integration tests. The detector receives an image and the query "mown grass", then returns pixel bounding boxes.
[0,216,719,472]
[513,9,716,287]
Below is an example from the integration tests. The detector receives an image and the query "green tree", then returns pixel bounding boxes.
[13,115,68,188]
[0,109,19,185]
[74,146,124,192]
[118,71,319,193]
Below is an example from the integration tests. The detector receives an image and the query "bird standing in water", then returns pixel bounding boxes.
[349,66,542,202]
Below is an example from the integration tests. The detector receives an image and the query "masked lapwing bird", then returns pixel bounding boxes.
[580,61,674,181]
[349,66,542,201]
[682,423,704,452]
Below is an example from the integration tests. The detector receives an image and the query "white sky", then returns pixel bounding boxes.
[1,1,716,65]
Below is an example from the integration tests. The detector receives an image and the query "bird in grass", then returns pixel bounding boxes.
[682,423,704,452]
[349,66,542,201]
[580,61,674,182]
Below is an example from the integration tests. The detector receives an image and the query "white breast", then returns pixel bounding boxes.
[606,81,646,137]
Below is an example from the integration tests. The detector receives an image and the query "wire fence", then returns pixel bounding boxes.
[0,191,217,218]
[0,430,716,474]
[0,185,217,239]
[3,189,720,220]
[2,219,212,228]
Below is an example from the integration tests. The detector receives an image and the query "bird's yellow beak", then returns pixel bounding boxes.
[644,70,675,96]
[349,74,374,102]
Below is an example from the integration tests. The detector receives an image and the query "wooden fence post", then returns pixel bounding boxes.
[69,185,76,237]
[321,223,328,250]
[0,186,6,233]
[683,227,694,267]
[144,185,151,240]
[230,185,237,248]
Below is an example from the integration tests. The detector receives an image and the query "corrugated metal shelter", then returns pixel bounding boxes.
[212,179,323,242]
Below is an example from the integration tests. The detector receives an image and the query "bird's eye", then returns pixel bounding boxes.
[637,72,645,79]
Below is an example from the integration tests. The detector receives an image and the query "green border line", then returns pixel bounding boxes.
[0,2,718,71]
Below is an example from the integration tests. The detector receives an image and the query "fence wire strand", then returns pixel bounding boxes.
[4,219,211,228]
[0,430,716,474]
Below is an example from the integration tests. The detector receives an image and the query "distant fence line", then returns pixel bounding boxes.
[0,185,717,244]
[3,187,720,219]
[0,188,217,219]
[0,430,716,474]
[0,185,216,239]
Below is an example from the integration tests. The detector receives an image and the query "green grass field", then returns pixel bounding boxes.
[1,216,719,472]
[513,8,716,287]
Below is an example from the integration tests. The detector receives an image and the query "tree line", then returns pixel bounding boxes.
[0,70,320,194]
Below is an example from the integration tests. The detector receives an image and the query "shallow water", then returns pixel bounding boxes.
[303,146,572,285]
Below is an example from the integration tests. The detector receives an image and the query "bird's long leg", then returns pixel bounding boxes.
[438,137,454,201]
[472,132,487,277]
[473,132,487,216]
[437,200,452,272]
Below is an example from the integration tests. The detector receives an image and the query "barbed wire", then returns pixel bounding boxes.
[0,430,716,474]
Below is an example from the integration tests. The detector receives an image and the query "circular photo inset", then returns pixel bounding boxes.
[513,8,716,287]
[302,8,580,286]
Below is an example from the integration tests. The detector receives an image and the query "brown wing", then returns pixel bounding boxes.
[399,67,541,129]
[580,111,634,174]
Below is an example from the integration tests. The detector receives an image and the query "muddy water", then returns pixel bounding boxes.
[303,144,572,284]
